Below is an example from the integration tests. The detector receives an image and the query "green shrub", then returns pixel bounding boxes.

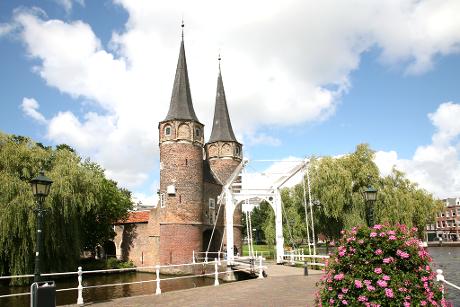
[316,224,449,306]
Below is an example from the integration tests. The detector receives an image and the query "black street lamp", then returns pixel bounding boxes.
[30,171,53,282]
[363,185,378,227]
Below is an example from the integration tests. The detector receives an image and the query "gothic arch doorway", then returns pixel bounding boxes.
[203,228,221,254]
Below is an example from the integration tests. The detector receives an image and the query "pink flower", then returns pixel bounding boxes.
[355,280,363,288]
[358,296,368,302]
[341,288,348,293]
[396,249,410,259]
[385,288,394,298]
[328,286,333,291]
[329,298,335,304]
[399,287,407,292]
[367,285,375,291]
[383,275,391,281]
[403,302,410,307]
[358,239,364,244]
[383,257,394,264]
[374,249,383,255]
[342,300,348,305]
[377,280,388,287]
[334,273,344,281]
[420,301,427,306]
[389,235,397,240]
[379,232,386,237]
[374,267,383,274]
[364,280,372,285]
[338,294,343,299]
[373,224,383,230]
[339,250,346,257]
[387,230,396,235]
[370,232,377,237]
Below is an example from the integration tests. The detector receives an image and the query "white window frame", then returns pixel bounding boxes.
[160,193,165,208]
[164,125,172,136]
[209,198,216,210]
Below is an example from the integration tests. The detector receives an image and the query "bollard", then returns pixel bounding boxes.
[155,265,161,295]
[290,250,294,265]
[217,252,221,265]
[304,261,309,276]
[77,266,84,305]
[214,261,219,286]
[192,250,195,264]
[258,256,264,279]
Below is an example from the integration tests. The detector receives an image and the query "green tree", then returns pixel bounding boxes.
[0,132,132,278]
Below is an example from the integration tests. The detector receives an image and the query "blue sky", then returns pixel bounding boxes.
[1,0,460,202]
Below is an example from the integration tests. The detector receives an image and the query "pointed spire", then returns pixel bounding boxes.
[208,59,238,143]
[164,22,199,122]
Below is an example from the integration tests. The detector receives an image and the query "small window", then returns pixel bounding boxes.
[165,126,172,136]
[209,198,215,209]
[160,193,165,208]
[195,128,201,137]
[235,146,240,155]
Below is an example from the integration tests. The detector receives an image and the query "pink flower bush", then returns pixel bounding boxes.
[316,223,447,306]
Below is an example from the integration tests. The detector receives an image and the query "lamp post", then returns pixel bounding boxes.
[363,185,378,227]
[30,171,53,282]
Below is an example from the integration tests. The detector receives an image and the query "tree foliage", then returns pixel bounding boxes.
[0,132,132,277]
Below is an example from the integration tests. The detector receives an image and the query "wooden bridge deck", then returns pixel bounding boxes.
[70,263,323,307]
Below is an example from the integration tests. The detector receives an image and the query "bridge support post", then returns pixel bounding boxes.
[155,265,161,295]
[225,188,235,263]
[77,266,83,305]
[274,189,284,264]
[214,261,219,286]
[258,257,264,279]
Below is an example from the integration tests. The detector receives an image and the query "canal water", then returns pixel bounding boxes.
[428,247,460,306]
[1,247,459,306]
[0,272,217,306]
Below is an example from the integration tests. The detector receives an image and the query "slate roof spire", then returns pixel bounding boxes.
[208,57,238,143]
[164,22,199,122]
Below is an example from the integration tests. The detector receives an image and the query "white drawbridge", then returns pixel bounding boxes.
[216,158,316,263]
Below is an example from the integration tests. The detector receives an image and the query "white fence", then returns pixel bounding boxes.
[283,249,329,267]
[0,255,265,305]
[436,269,460,300]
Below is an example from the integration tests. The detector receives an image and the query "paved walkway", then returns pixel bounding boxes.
[71,264,323,307]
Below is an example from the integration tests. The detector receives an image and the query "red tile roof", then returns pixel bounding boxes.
[116,210,150,224]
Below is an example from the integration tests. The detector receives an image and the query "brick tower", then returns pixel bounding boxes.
[158,34,204,264]
[205,62,243,254]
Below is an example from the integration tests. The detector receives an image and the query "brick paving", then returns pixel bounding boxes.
[70,264,323,307]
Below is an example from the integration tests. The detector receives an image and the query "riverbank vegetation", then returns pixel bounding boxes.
[0,132,133,279]
[244,144,442,248]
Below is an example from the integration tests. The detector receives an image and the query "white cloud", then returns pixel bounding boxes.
[20,97,47,124]
[0,23,15,36]
[375,102,460,198]
[54,0,85,13]
[9,1,460,195]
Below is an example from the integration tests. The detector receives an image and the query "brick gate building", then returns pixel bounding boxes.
[114,32,243,266]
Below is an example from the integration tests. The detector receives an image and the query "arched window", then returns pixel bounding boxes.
[164,125,172,136]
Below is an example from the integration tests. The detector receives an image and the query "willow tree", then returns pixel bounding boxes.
[0,132,132,277]
[306,144,440,241]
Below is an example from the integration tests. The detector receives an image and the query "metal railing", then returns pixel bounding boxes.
[0,255,265,305]
[436,269,460,300]
[283,249,329,267]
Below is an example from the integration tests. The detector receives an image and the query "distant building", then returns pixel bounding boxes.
[426,198,460,241]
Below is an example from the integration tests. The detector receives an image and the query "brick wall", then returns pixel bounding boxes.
[159,224,202,264]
